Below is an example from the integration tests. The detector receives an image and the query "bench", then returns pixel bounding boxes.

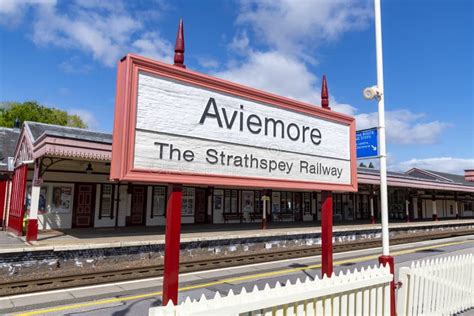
[275,213,294,221]
[222,213,243,223]
[249,212,263,222]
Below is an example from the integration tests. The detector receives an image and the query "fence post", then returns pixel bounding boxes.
[396,267,409,315]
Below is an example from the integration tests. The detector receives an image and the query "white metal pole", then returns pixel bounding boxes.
[374,0,390,256]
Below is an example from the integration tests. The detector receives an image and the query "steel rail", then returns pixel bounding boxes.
[0,229,472,297]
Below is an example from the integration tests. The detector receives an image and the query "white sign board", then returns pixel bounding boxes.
[111,55,356,191]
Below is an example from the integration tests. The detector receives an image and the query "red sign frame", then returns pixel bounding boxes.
[110,54,357,192]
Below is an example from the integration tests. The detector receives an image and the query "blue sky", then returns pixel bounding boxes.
[0,0,472,174]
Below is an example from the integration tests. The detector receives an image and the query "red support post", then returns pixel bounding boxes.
[321,190,333,277]
[26,219,38,241]
[320,76,333,278]
[162,21,186,305]
[0,180,6,228]
[162,184,183,306]
[379,255,396,316]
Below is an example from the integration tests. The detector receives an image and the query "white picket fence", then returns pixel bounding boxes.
[397,253,474,316]
[149,264,393,316]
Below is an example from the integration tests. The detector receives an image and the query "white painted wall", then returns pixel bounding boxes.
[37,182,74,230]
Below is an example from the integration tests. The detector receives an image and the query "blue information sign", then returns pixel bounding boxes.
[356,128,378,158]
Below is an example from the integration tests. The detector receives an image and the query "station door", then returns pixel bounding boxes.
[129,186,146,226]
[73,184,96,228]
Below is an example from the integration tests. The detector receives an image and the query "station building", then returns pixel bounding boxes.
[1,121,473,235]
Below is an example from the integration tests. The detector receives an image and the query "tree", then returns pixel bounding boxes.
[368,162,375,168]
[0,101,87,128]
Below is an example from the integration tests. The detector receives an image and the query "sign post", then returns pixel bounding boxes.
[110,21,357,306]
[161,20,185,306]
[320,75,333,278]
[162,184,182,305]
[373,1,396,315]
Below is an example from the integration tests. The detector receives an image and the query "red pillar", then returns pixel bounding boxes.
[162,184,183,306]
[0,180,6,228]
[8,164,28,236]
[379,255,396,316]
[321,190,333,277]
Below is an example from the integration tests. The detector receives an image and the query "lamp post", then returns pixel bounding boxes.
[364,0,395,315]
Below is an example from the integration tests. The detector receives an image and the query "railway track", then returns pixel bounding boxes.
[0,229,472,297]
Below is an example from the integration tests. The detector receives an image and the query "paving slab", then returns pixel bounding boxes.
[0,299,14,310]
[70,284,125,299]
[10,291,75,307]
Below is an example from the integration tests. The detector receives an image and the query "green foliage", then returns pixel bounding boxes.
[0,101,87,128]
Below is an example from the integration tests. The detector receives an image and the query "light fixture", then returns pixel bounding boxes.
[85,162,93,174]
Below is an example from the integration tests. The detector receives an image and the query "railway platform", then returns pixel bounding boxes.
[1,218,473,253]
[0,219,472,297]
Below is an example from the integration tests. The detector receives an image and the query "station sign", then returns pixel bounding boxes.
[356,128,378,158]
[110,54,357,191]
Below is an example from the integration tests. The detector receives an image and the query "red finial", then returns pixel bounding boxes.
[321,74,330,110]
[173,19,185,68]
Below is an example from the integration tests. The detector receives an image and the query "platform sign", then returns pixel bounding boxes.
[356,128,378,158]
[110,54,357,191]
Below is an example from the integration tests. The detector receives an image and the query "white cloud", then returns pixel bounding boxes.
[391,157,474,175]
[213,49,357,116]
[228,31,251,56]
[197,57,219,69]
[212,0,368,116]
[68,108,100,130]
[0,0,55,27]
[356,110,449,144]
[237,0,372,59]
[214,51,319,103]
[132,32,173,64]
[32,3,142,66]
[1,0,172,67]
[59,56,93,74]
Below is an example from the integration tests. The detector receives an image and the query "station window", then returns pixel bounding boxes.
[182,187,195,216]
[99,184,114,219]
[151,186,167,218]
[303,192,311,214]
[280,192,293,213]
[271,192,281,213]
[224,189,239,213]
[241,191,254,213]
[254,191,262,214]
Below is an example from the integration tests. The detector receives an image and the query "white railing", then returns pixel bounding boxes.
[397,254,474,316]
[149,264,393,316]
